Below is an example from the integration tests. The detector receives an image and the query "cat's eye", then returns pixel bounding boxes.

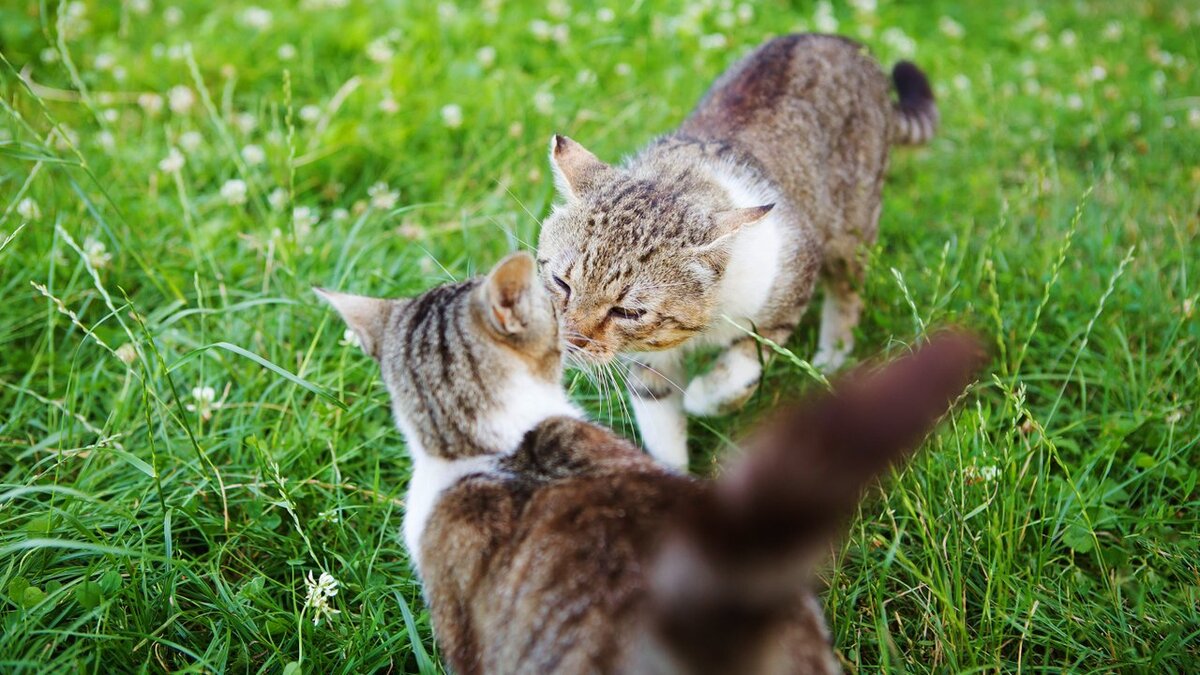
[552,274,571,300]
[608,306,646,321]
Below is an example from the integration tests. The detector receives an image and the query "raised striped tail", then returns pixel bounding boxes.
[891,60,938,145]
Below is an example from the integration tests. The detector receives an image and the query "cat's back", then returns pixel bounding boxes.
[420,418,700,674]
[683,33,891,142]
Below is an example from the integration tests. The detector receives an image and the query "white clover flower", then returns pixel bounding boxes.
[476,45,497,68]
[303,571,341,626]
[94,53,116,70]
[331,207,350,222]
[1163,115,1176,129]
[83,236,112,269]
[847,0,876,14]
[241,144,266,166]
[100,109,119,125]
[168,85,195,114]
[97,131,116,149]
[40,47,59,63]
[881,27,916,58]
[1151,70,1166,94]
[293,206,319,238]
[736,3,753,23]
[138,93,165,116]
[268,187,289,211]
[938,16,964,40]
[1031,34,1051,51]
[1188,108,1200,128]
[964,465,1000,483]
[299,104,322,123]
[547,0,568,19]
[614,62,632,77]
[115,342,138,366]
[1065,94,1084,111]
[379,94,399,115]
[576,69,596,86]
[164,6,183,26]
[220,179,248,206]
[112,66,127,82]
[533,90,555,116]
[60,1,91,39]
[278,43,297,61]
[813,1,838,33]
[508,121,524,137]
[366,37,394,63]
[438,2,459,21]
[441,103,463,129]
[234,112,258,134]
[552,23,569,45]
[700,33,728,51]
[1022,79,1040,95]
[186,385,222,421]
[179,130,203,152]
[1090,65,1107,82]
[529,19,552,42]
[597,7,615,23]
[952,74,971,92]
[339,329,361,348]
[368,182,399,210]
[158,147,185,173]
[1014,11,1046,36]
[166,44,186,61]
[240,6,273,30]
[16,197,41,221]
[1125,112,1141,131]
[716,12,735,30]
[1101,21,1122,42]
[1059,30,1077,47]
[128,0,151,15]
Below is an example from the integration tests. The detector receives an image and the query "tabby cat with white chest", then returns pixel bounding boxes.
[537,34,939,468]
[319,252,983,674]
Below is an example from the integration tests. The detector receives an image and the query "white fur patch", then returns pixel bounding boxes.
[629,395,689,471]
[399,371,582,570]
[696,161,785,351]
[682,348,762,417]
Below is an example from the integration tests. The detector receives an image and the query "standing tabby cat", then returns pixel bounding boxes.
[318,252,982,674]
[537,34,938,468]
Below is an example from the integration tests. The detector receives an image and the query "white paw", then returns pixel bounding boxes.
[683,372,757,417]
[812,346,849,373]
[629,396,689,471]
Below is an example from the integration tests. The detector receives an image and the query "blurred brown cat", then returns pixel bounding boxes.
[319,252,983,674]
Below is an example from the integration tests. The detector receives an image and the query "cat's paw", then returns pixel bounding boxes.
[812,346,850,373]
[683,371,758,417]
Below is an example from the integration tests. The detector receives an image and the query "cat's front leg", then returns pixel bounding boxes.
[683,337,765,417]
[626,353,689,471]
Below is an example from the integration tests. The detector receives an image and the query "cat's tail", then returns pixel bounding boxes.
[646,331,985,673]
[891,61,939,145]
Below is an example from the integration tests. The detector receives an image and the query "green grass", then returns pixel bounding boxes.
[2,0,1198,672]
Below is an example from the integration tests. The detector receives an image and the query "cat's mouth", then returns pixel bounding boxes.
[562,341,616,368]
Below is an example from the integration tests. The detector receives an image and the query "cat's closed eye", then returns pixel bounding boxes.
[609,306,646,320]
[552,274,571,300]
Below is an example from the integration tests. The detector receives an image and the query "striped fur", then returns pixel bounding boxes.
[538,34,939,467]
[320,265,983,672]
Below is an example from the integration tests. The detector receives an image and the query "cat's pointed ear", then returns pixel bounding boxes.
[481,251,539,336]
[314,288,394,360]
[549,134,611,201]
[691,204,775,264]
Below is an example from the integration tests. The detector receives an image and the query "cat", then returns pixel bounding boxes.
[318,251,983,674]
[536,34,939,468]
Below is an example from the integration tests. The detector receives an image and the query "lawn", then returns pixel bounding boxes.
[1,0,1198,672]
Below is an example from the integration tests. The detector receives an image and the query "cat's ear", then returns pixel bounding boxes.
[314,288,394,360]
[691,204,775,263]
[480,251,539,337]
[549,134,611,201]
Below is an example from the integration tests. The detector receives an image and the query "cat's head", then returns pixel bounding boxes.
[317,252,575,459]
[537,135,772,363]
